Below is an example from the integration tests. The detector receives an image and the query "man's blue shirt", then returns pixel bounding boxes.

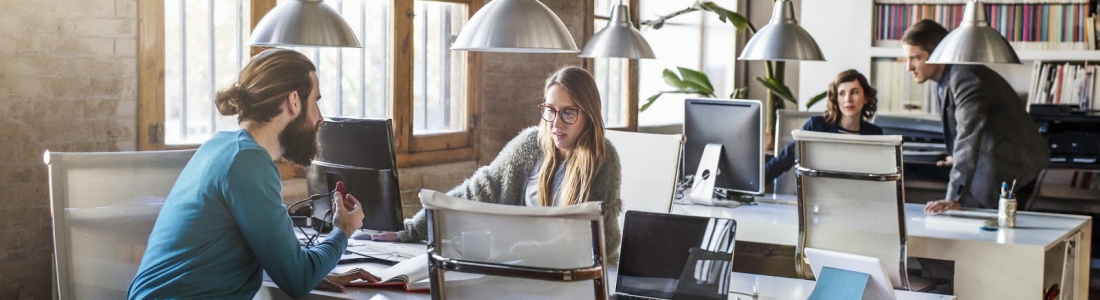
[128,129,348,299]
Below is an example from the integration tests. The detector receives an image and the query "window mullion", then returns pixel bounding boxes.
[391,0,414,153]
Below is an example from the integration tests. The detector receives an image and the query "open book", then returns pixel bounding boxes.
[347,252,495,292]
[347,254,433,292]
[347,254,518,293]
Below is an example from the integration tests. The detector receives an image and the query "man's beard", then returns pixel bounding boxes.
[279,109,320,167]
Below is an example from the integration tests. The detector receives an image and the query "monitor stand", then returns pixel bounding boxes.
[688,144,754,207]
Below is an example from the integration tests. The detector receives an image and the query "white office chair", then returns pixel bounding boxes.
[45,149,195,300]
[773,110,816,195]
[789,131,914,290]
[604,130,684,230]
[420,189,609,300]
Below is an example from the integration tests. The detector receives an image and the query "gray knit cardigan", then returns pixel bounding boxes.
[397,126,623,259]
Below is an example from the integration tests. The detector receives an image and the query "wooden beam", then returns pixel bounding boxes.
[625,0,640,132]
[397,147,476,168]
[251,0,277,56]
[391,0,414,153]
[137,0,165,150]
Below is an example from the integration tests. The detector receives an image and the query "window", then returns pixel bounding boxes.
[412,1,467,135]
[163,0,252,145]
[636,0,738,127]
[283,0,391,121]
[139,0,482,166]
[592,0,634,129]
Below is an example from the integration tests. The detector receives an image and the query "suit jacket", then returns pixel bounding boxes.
[764,115,883,183]
[938,64,1050,208]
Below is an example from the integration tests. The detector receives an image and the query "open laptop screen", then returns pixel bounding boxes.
[616,211,737,300]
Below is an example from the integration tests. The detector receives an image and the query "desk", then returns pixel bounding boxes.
[255,264,955,300]
[674,202,1092,300]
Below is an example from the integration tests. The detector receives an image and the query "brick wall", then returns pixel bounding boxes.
[0,0,138,298]
[0,0,588,298]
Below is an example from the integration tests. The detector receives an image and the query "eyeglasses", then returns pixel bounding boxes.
[538,104,583,124]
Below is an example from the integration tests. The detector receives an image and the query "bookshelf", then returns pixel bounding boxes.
[798,0,1100,114]
[868,46,1100,60]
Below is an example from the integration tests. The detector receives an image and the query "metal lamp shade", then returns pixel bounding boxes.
[738,0,824,61]
[251,0,361,48]
[452,0,578,53]
[928,1,1020,64]
[580,4,654,59]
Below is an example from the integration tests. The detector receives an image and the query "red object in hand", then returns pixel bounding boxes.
[334,181,355,210]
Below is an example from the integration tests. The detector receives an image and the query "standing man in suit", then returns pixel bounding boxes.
[901,19,1050,213]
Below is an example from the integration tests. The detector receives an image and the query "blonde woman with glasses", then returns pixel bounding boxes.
[372,66,623,260]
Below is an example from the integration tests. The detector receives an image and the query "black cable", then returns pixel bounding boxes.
[290,191,337,248]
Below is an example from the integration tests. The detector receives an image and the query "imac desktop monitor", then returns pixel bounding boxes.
[306,117,403,232]
[683,98,764,203]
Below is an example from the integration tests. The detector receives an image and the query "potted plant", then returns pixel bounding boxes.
[641,1,825,149]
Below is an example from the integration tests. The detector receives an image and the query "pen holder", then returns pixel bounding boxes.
[998,197,1017,228]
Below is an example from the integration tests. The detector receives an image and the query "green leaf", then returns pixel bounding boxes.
[662,69,692,91]
[730,87,747,99]
[642,91,714,112]
[676,67,714,95]
[698,2,753,32]
[642,92,665,112]
[806,91,828,109]
[755,76,796,103]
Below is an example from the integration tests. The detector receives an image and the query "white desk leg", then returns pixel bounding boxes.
[1074,223,1092,299]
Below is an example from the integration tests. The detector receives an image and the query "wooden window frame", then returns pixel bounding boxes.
[138,0,484,168]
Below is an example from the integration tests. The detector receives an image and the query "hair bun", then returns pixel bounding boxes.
[215,85,251,116]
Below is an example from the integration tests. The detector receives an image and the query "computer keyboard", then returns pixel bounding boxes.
[349,241,428,262]
[611,293,665,300]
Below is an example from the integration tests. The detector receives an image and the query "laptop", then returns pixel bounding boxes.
[612,211,737,300]
[804,247,896,300]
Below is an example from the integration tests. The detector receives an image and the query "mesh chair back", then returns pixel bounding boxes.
[604,130,684,229]
[421,190,608,300]
[774,110,816,195]
[791,131,909,289]
[45,149,195,300]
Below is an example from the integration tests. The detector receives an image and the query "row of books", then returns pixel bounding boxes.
[1028,61,1100,110]
[870,58,940,114]
[873,3,1097,50]
[875,0,1088,3]
[1069,171,1100,190]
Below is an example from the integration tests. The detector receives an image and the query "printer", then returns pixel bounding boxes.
[1030,104,1100,165]
[874,113,947,165]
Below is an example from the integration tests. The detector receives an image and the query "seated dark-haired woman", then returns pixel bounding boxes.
[765,69,884,183]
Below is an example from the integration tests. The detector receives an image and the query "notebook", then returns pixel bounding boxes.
[612,211,737,300]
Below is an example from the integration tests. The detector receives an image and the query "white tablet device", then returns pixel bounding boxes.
[804,247,897,300]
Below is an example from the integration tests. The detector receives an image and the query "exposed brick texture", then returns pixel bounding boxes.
[0,0,138,298]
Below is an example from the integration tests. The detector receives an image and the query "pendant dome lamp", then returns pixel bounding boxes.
[250,0,361,48]
[580,3,655,59]
[737,0,824,61]
[451,0,578,53]
[927,0,1021,64]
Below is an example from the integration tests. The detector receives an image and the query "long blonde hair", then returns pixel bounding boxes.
[537,66,606,207]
